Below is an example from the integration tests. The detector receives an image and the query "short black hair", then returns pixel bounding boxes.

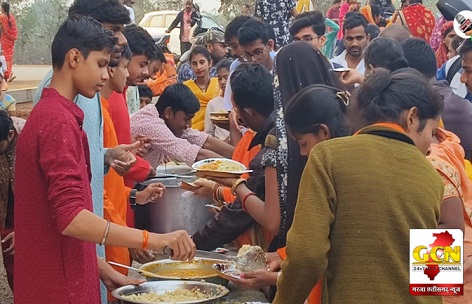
[286,84,349,138]
[343,13,368,35]
[358,68,443,130]
[215,58,233,72]
[123,25,157,59]
[290,11,326,37]
[225,16,254,42]
[365,37,408,72]
[450,36,462,52]
[138,84,153,99]
[366,24,380,39]
[459,39,472,58]
[243,4,250,8]
[401,38,436,79]
[230,63,274,117]
[52,15,116,69]
[156,84,200,115]
[265,23,277,50]
[371,4,381,17]
[69,0,130,25]
[333,0,341,4]
[153,45,167,63]
[108,44,132,68]
[189,45,212,63]
[0,110,13,141]
[238,19,269,46]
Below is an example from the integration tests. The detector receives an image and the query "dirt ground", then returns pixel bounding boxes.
[0,253,13,303]
[16,101,33,119]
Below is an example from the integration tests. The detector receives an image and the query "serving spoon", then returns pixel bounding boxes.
[108,261,161,278]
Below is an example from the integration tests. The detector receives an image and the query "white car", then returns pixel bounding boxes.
[139,10,224,56]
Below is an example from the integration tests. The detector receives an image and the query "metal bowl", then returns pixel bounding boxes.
[111,280,229,304]
[139,259,229,286]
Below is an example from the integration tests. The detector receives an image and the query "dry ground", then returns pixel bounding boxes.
[0,253,13,303]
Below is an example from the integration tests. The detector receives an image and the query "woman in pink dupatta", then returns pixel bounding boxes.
[0,2,17,82]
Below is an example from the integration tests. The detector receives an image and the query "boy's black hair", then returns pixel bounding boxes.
[343,13,368,34]
[365,37,409,72]
[459,39,472,58]
[138,84,153,99]
[215,58,233,72]
[0,110,13,141]
[333,0,341,3]
[290,11,326,37]
[109,44,132,68]
[401,38,437,79]
[224,16,254,42]
[238,19,269,46]
[69,0,130,25]
[153,45,167,64]
[156,84,200,115]
[52,15,116,69]
[123,25,157,59]
[230,63,274,117]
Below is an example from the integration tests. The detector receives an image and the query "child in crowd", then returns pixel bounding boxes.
[448,36,462,61]
[14,16,194,304]
[0,70,16,116]
[204,58,232,140]
[138,84,153,108]
[184,46,220,131]
[144,46,177,97]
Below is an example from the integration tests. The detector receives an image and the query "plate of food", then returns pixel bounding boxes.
[111,280,229,304]
[212,245,267,281]
[192,158,252,178]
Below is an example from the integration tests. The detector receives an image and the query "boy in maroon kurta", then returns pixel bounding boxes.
[14,16,116,303]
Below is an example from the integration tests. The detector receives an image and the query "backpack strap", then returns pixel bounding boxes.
[447,57,463,85]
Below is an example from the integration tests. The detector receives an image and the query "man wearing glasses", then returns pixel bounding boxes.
[289,11,339,59]
[239,19,276,72]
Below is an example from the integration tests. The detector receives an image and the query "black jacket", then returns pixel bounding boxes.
[192,117,275,250]
[167,10,201,41]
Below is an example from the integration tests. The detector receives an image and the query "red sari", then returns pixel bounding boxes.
[0,13,17,80]
[399,4,435,42]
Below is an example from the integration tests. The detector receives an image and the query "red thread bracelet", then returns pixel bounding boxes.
[241,192,256,212]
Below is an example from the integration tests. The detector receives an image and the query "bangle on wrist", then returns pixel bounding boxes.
[142,230,149,250]
[100,220,111,246]
[231,178,246,195]
[241,192,256,212]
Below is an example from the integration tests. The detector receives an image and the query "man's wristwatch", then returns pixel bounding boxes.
[129,189,138,206]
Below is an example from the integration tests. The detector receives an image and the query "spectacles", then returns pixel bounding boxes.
[242,46,267,61]
[294,36,321,43]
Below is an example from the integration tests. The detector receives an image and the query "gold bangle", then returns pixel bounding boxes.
[100,220,110,246]
[231,178,246,195]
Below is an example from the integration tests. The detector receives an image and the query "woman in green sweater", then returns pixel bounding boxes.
[275,68,445,304]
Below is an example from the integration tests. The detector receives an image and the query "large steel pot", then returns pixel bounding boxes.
[136,174,214,235]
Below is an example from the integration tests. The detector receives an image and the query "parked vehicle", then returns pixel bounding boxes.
[139,10,224,56]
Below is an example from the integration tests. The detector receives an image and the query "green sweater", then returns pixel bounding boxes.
[274,126,444,304]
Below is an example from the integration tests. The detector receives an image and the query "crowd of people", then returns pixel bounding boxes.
[1,0,472,303]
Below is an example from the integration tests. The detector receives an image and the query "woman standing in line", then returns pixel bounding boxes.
[0,2,17,87]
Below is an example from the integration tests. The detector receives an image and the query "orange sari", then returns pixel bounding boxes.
[183,78,220,131]
[0,13,17,80]
[428,129,472,303]
[360,5,376,25]
[277,247,323,304]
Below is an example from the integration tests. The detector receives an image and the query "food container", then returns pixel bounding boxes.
[136,175,214,235]
[111,280,229,304]
[139,259,229,286]
[192,158,252,178]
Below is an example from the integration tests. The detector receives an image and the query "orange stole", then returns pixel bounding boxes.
[101,96,131,279]
[277,247,323,304]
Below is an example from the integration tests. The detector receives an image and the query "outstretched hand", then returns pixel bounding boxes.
[106,141,140,176]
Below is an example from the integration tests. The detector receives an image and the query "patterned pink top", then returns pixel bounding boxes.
[130,104,209,167]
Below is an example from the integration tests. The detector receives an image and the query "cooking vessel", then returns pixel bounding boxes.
[139,258,229,286]
[111,280,229,304]
[436,0,472,21]
[136,174,214,235]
